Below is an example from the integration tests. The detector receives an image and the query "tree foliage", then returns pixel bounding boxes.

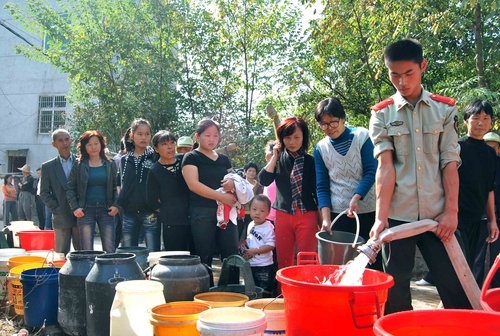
[6,0,499,160]
[7,0,181,150]
[291,0,499,135]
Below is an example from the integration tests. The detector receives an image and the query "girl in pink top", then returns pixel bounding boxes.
[263,140,277,222]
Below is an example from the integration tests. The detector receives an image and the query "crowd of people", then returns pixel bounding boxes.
[2,38,499,310]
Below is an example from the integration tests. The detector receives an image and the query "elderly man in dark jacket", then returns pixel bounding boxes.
[40,129,81,254]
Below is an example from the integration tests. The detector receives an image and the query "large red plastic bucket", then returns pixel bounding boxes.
[481,253,500,312]
[373,309,500,335]
[276,264,393,336]
[17,230,55,251]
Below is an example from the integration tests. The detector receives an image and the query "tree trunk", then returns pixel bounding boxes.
[474,3,486,88]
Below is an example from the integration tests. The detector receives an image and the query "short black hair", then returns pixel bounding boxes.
[251,194,271,211]
[384,39,424,65]
[244,162,258,172]
[463,99,494,121]
[314,97,345,122]
[152,130,177,148]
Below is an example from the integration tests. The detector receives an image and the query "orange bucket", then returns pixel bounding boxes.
[373,309,500,335]
[7,256,45,270]
[149,301,211,336]
[194,292,249,308]
[8,262,45,315]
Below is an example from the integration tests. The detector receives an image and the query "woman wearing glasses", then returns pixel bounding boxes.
[314,97,382,270]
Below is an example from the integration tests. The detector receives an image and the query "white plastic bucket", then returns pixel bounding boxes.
[27,250,65,263]
[245,298,286,335]
[197,307,266,336]
[0,248,26,296]
[110,280,165,336]
[8,221,39,247]
[147,251,190,267]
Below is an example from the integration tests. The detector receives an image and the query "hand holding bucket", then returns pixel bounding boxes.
[316,210,365,265]
[325,209,361,248]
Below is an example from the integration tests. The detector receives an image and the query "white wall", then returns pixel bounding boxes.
[0,0,71,174]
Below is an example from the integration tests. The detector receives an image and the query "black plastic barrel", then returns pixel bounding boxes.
[115,246,150,270]
[150,255,210,302]
[85,253,144,336]
[58,250,105,336]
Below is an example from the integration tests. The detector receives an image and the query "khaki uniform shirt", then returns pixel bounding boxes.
[369,89,460,222]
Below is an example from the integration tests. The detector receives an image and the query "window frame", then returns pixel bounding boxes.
[38,95,67,134]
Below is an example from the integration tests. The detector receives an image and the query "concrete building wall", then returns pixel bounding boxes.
[0,0,71,178]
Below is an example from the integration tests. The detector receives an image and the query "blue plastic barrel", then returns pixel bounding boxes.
[20,267,59,328]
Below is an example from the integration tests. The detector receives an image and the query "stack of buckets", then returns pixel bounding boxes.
[144,293,271,336]
[2,228,63,329]
[106,252,275,336]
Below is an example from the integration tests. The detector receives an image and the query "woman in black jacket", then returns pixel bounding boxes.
[147,131,190,251]
[117,118,159,251]
[258,117,319,270]
[67,130,118,252]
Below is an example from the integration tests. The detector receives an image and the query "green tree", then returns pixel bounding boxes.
[291,0,499,132]
[7,0,181,149]
[175,0,304,166]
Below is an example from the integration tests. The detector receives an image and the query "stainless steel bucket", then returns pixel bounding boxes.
[316,230,365,265]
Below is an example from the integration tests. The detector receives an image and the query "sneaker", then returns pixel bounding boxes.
[415,278,433,286]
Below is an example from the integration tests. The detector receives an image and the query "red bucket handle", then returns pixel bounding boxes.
[349,291,381,329]
[297,252,319,265]
[481,253,500,302]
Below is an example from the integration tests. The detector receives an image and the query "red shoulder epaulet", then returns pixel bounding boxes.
[371,98,394,112]
[430,94,456,106]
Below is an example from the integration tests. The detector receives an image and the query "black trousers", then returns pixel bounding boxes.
[383,219,472,314]
[162,223,192,251]
[189,206,238,267]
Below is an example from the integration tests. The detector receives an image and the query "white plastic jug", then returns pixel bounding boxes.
[110,280,165,336]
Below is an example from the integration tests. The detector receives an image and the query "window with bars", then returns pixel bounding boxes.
[38,95,67,134]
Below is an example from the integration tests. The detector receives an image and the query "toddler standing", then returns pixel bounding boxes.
[243,194,277,297]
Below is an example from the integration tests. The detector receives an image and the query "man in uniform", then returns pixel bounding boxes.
[40,129,81,254]
[369,38,471,313]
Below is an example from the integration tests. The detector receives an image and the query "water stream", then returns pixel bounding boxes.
[318,253,370,286]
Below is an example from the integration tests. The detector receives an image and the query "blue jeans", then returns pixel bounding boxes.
[77,202,116,253]
[122,211,160,251]
[44,205,53,230]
